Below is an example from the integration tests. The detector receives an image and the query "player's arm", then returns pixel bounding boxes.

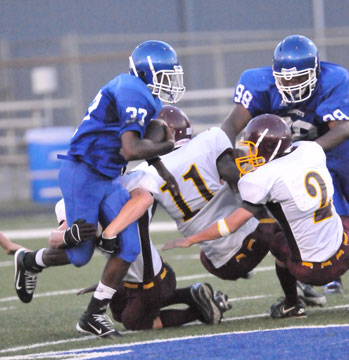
[221,104,252,145]
[0,232,29,255]
[216,149,244,193]
[162,207,254,250]
[315,120,349,151]
[49,221,68,249]
[148,158,179,195]
[102,188,153,239]
[121,127,179,194]
[120,127,175,161]
[49,220,97,249]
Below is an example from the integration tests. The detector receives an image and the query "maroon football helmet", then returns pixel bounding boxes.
[157,105,192,148]
[235,114,292,175]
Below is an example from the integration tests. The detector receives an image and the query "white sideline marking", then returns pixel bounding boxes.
[0,260,13,267]
[1,323,349,358]
[2,222,177,240]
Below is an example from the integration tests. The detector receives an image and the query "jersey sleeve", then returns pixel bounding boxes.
[112,76,159,138]
[121,163,163,196]
[237,171,271,205]
[202,127,233,159]
[55,199,66,224]
[233,67,274,117]
[316,66,349,123]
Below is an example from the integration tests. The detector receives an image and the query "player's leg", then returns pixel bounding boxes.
[323,166,348,294]
[14,160,100,304]
[199,221,271,281]
[268,231,307,318]
[270,259,306,319]
[159,264,224,325]
[77,182,140,338]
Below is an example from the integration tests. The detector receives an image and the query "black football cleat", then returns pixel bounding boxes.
[76,311,121,339]
[213,290,232,316]
[270,298,306,319]
[297,281,326,307]
[190,283,221,324]
[14,248,38,303]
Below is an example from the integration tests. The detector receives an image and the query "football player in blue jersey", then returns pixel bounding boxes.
[13,40,186,338]
[221,34,349,294]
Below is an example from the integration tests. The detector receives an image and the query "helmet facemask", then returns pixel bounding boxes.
[235,141,265,175]
[129,40,186,104]
[129,54,185,104]
[273,56,318,103]
[147,57,185,104]
[235,124,292,176]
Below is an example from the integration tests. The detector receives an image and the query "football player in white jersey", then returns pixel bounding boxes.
[163,114,349,318]
[108,107,274,283]
[1,193,227,332]
[107,105,325,308]
[222,35,349,294]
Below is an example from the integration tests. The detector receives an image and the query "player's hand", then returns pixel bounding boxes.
[76,283,98,295]
[97,233,120,255]
[161,237,193,251]
[161,170,180,196]
[152,159,179,196]
[164,125,176,143]
[63,219,97,247]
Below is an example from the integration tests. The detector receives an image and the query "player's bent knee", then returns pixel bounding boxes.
[65,249,94,267]
[69,256,92,267]
[122,316,152,331]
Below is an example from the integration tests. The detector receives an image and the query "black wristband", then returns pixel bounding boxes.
[146,156,161,166]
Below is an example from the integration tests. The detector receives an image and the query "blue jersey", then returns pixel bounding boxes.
[233,62,349,155]
[233,62,349,214]
[68,73,162,178]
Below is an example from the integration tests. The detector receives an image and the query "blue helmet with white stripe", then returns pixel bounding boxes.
[129,40,185,104]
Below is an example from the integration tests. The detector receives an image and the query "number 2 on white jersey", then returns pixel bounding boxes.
[305,171,333,223]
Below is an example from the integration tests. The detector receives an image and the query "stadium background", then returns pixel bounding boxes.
[1,2,349,359]
[0,0,349,206]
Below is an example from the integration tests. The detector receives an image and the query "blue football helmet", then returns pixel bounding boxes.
[129,40,185,104]
[272,35,320,103]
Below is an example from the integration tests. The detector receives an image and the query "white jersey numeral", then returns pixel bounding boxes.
[83,90,103,121]
[161,163,214,222]
[305,171,333,223]
[234,84,253,109]
[323,109,349,122]
[126,107,148,126]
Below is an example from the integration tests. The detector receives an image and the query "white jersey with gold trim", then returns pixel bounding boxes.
[180,183,258,268]
[127,127,233,226]
[122,127,258,267]
[238,141,343,262]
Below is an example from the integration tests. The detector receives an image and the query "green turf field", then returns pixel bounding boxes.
[1,212,349,359]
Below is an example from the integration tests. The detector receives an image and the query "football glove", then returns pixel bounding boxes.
[63,219,97,247]
[97,233,120,255]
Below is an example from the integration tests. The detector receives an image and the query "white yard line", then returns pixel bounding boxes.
[2,222,177,240]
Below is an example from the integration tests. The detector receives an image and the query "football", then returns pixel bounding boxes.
[144,119,168,143]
